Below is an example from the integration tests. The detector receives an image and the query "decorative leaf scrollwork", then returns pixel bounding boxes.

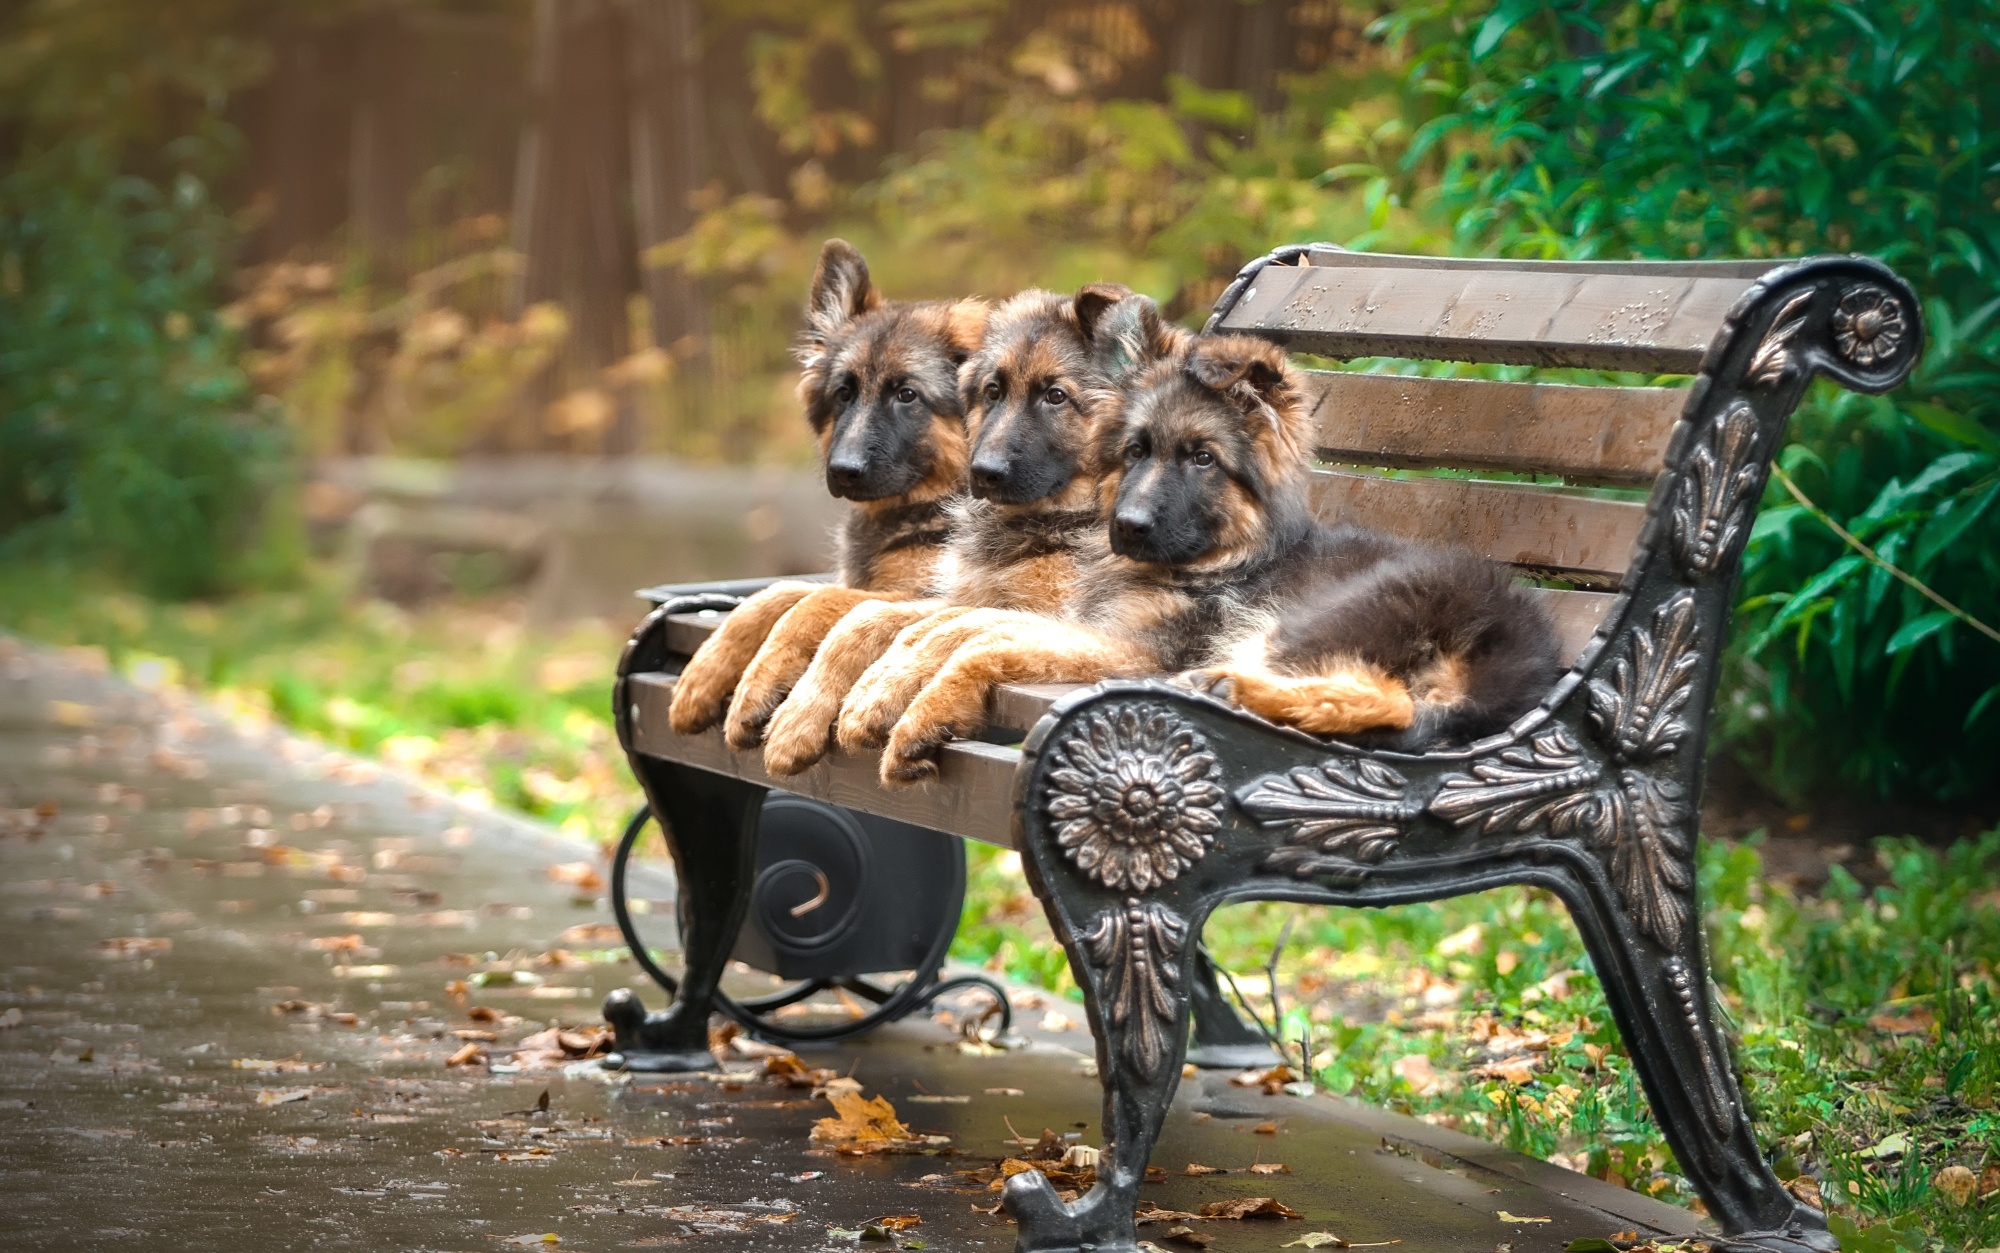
[1672,401,1766,579]
[1240,757,1417,878]
[1427,727,1609,839]
[1587,592,1701,764]
[1745,290,1815,390]
[1831,284,1908,368]
[1080,898,1188,1078]
[1430,594,1705,949]
[1043,704,1225,893]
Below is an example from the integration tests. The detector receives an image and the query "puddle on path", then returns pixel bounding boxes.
[0,639,1696,1252]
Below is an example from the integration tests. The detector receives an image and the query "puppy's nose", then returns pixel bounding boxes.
[1113,506,1153,544]
[827,455,869,494]
[969,455,1011,496]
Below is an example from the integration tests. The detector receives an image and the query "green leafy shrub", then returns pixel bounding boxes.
[1380,0,2000,804]
[0,138,288,596]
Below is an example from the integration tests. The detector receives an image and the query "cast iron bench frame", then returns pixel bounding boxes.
[602,246,1921,1253]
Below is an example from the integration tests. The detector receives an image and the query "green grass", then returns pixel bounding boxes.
[5,563,1997,1247]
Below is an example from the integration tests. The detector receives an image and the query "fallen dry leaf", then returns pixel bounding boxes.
[256,1087,315,1106]
[544,862,605,893]
[1184,1162,1225,1176]
[446,1043,488,1068]
[810,1090,919,1152]
[1249,1162,1292,1175]
[1394,1054,1441,1095]
[1981,1164,2000,1199]
[96,937,171,959]
[1934,1164,1977,1207]
[1200,1197,1302,1220]
[1497,1211,1551,1224]
[1162,1225,1214,1247]
[1867,1005,1935,1034]
[871,1215,922,1232]
[557,922,623,946]
[1252,1121,1280,1135]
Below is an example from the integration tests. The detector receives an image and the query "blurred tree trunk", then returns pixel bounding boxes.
[352,9,422,265]
[628,0,706,359]
[510,0,638,452]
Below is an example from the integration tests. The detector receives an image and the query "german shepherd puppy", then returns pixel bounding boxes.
[753,283,1151,775]
[868,311,1558,785]
[666,239,986,737]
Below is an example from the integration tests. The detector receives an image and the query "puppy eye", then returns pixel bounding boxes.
[833,382,856,405]
[1190,448,1216,467]
[895,386,919,405]
[1044,386,1068,406]
[983,380,1002,402]
[1123,443,1144,464]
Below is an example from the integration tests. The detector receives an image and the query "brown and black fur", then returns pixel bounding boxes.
[667,239,986,737]
[755,283,1148,773]
[1103,333,1562,747]
[855,297,1207,785]
[869,313,1558,785]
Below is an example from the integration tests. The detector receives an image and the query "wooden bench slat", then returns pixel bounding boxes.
[627,673,1020,847]
[1307,470,1643,585]
[1219,263,1755,372]
[1302,371,1683,486]
[1295,249,1783,279]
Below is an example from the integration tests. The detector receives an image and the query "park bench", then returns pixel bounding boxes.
[601,246,1920,1253]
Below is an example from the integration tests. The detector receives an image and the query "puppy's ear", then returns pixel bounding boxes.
[1090,294,1169,383]
[1186,335,1289,400]
[805,239,880,337]
[1072,282,1133,343]
[1187,334,1308,464]
[943,298,989,362]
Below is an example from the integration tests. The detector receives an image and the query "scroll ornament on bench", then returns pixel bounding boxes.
[1430,592,1700,949]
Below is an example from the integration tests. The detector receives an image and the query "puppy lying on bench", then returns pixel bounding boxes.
[867,306,1560,784]
[667,239,986,737]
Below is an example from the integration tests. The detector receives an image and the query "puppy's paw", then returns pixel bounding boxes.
[879,726,944,789]
[835,695,899,752]
[721,688,783,750]
[667,670,731,736]
[1174,668,1239,702]
[760,705,831,777]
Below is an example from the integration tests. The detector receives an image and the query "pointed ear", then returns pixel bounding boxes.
[1072,282,1133,343]
[1090,294,1169,383]
[805,238,879,337]
[1186,334,1307,462]
[943,298,989,361]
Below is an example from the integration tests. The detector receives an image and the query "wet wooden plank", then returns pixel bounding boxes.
[1302,371,1684,486]
[1307,470,1645,585]
[1295,249,1782,279]
[1219,263,1755,372]
[626,673,1020,847]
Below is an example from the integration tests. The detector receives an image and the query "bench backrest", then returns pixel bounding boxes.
[1204,246,1806,665]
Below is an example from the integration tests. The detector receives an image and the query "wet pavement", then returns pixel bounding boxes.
[0,635,1703,1252]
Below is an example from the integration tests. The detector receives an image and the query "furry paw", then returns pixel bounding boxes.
[721,686,784,750]
[1174,668,1239,702]
[835,692,901,752]
[667,669,732,735]
[879,725,945,788]
[760,702,832,777]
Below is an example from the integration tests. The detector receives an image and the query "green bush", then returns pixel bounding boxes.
[0,137,289,597]
[1381,0,2000,804]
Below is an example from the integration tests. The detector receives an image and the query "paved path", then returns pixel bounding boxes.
[0,636,1703,1252]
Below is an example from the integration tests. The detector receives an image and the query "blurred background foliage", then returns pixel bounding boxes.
[0,0,1995,810]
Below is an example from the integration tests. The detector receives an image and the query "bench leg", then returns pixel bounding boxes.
[1005,893,1199,1253]
[602,758,765,1073]
[1560,864,1830,1252]
[1185,948,1279,1070]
